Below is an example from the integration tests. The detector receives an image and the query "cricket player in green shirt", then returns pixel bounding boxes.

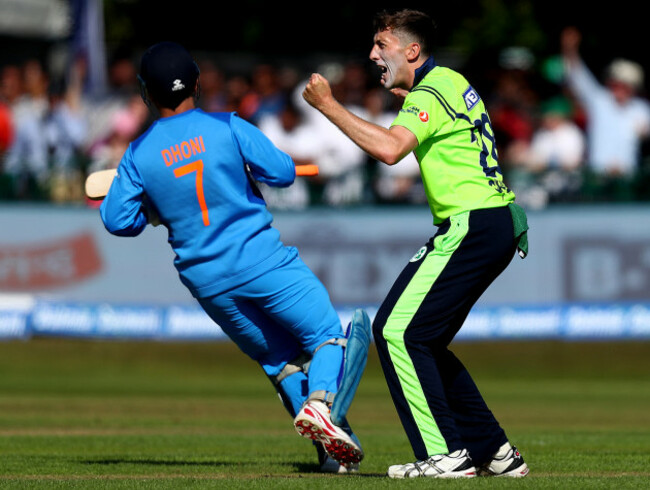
[303,8,529,479]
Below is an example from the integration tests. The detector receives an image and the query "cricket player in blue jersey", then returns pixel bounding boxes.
[99,41,367,473]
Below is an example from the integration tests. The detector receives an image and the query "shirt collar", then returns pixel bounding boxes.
[411,55,437,90]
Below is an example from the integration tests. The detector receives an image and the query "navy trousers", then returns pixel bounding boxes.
[372,205,517,465]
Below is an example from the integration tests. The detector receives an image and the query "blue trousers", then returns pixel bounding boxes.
[198,247,345,416]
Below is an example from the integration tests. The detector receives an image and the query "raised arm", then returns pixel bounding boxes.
[302,73,418,165]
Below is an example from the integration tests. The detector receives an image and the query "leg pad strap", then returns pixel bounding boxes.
[307,389,336,405]
[272,352,311,385]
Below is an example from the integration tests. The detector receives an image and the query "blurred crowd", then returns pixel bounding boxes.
[2,26,650,210]
[494,27,650,209]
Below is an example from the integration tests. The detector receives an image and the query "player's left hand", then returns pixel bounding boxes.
[303,73,333,109]
[390,88,409,99]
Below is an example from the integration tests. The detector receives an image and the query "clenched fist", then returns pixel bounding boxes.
[302,73,333,110]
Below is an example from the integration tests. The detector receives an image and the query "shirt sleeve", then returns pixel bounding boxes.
[390,89,437,145]
[563,57,604,104]
[230,113,296,187]
[99,145,149,237]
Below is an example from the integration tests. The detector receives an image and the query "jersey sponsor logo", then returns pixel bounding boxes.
[399,105,429,123]
[463,86,480,111]
[161,136,206,166]
[400,105,421,118]
[409,246,428,262]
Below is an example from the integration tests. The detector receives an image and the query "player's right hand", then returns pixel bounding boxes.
[302,73,333,110]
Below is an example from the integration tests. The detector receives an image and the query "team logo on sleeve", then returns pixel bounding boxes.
[463,86,480,110]
[419,111,429,122]
[410,246,428,262]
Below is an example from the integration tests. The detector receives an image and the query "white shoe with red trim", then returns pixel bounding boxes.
[294,400,364,466]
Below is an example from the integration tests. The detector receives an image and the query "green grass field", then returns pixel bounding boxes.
[0,338,648,488]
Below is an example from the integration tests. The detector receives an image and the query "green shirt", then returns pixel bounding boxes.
[392,64,515,224]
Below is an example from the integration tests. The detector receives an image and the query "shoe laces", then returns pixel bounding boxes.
[413,451,464,474]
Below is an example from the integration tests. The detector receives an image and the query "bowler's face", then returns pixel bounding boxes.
[369,29,411,90]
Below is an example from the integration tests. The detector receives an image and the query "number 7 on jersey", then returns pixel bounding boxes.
[174,159,210,226]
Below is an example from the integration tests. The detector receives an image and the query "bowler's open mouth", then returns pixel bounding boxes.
[377,65,388,81]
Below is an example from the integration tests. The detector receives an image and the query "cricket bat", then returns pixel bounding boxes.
[85,168,118,200]
[84,164,319,200]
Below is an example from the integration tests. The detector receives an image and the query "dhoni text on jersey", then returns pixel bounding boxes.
[161,136,206,166]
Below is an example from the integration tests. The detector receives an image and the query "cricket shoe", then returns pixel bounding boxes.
[387,449,477,479]
[320,454,360,474]
[316,443,359,474]
[294,400,364,466]
[478,442,529,477]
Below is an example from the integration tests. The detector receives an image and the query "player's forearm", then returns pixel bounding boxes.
[100,197,148,236]
[318,99,404,165]
[99,159,149,236]
[232,114,295,187]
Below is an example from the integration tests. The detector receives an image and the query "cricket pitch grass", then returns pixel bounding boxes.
[0,338,648,489]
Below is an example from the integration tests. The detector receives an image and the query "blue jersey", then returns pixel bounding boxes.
[100,109,297,298]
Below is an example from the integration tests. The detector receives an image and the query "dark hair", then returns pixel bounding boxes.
[373,9,436,56]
